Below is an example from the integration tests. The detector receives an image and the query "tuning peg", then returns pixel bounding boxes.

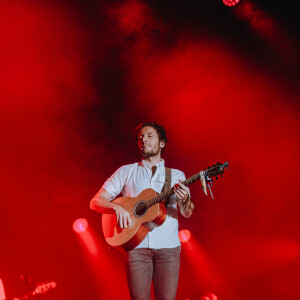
[221,174,223,178]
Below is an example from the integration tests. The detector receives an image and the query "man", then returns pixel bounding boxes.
[90,122,194,300]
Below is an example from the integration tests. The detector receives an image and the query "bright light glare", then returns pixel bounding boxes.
[179,229,191,243]
[200,292,218,300]
[223,0,240,7]
[73,218,88,233]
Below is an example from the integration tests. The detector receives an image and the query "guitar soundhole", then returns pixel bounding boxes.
[134,201,147,217]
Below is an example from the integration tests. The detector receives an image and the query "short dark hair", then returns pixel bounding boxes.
[135,122,167,154]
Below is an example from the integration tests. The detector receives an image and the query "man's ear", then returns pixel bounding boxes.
[160,140,165,149]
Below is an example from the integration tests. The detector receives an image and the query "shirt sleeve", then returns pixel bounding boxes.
[102,166,127,200]
[171,169,186,185]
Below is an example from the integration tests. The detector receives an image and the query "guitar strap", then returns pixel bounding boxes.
[162,167,172,206]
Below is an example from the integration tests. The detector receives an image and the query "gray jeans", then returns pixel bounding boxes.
[126,247,181,300]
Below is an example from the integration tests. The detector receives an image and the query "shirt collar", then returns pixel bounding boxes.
[141,159,165,170]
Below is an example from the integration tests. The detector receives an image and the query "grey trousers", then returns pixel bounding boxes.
[126,247,181,300]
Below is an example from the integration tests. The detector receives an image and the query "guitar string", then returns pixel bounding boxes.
[134,165,227,214]
[135,173,200,214]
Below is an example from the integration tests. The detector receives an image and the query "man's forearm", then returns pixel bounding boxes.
[90,188,117,214]
[179,196,194,218]
[90,197,118,214]
[90,188,132,228]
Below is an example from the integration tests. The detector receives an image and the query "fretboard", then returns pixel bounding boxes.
[145,172,202,209]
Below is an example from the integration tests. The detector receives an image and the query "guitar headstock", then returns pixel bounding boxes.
[205,162,229,180]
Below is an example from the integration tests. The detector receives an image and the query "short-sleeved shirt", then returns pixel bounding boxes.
[102,159,186,249]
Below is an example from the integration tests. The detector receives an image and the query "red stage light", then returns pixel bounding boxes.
[223,0,240,7]
[201,292,218,300]
[0,279,6,300]
[73,218,88,233]
[179,229,191,243]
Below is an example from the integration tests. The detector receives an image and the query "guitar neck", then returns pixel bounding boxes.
[144,162,228,209]
[145,172,201,209]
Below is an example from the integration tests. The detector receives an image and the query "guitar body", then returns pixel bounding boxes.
[102,188,167,252]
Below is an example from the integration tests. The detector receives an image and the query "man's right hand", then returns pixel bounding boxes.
[90,188,132,228]
[113,205,132,229]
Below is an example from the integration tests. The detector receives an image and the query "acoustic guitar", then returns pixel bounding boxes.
[102,162,229,252]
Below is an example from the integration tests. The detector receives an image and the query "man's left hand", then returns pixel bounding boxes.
[174,179,194,218]
[173,180,189,203]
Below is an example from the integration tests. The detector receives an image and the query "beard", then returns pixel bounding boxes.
[140,144,161,158]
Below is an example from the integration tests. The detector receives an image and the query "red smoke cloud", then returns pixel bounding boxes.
[0,0,299,299]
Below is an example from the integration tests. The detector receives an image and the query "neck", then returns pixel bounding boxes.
[143,155,162,168]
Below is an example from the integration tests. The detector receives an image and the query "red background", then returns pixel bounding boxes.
[0,0,299,299]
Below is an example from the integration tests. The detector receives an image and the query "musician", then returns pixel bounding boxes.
[90,122,194,300]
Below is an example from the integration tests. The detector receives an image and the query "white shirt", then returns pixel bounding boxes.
[102,159,186,249]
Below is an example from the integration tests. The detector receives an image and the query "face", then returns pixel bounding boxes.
[138,126,165,158]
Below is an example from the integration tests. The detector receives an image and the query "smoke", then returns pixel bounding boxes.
[0,0,299,299]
